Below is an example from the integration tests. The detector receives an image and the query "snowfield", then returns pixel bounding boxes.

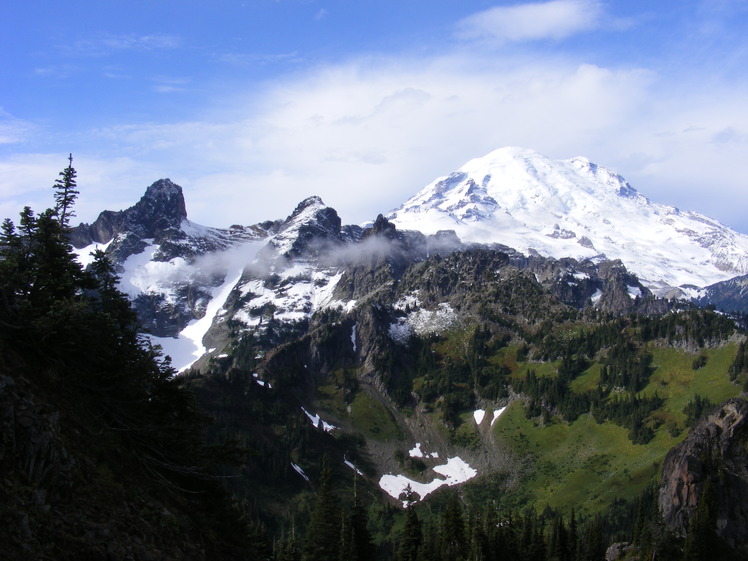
[379,456,478,505]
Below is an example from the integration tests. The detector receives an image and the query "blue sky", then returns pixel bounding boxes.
[2,0,748,233]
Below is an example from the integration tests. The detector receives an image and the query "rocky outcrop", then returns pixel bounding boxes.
[70,178,188,249]
[658,397,748,553]
[264,196,345,261]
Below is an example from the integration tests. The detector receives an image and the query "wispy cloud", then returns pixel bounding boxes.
[214,51,303,67]
[455,0,604,44]
[151,76,190,94]
[100,33,180,50]
[33,64,81,79]
[0,108,36,145]
[66,33,180,57]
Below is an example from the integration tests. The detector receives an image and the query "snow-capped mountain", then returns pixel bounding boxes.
[387,147,748,295]
[70,148,748,373]
[72,179,272,341]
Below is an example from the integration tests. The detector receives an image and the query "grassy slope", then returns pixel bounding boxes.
[312,328,742,520]
[485,343,742,516]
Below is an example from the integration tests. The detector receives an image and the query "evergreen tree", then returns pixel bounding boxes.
[547,516,569,561]
[577,515,605,561]
[729,340,748,382]
[341,476,374,561]
[53,152,79,228]
[276,528,301,561]
[568,508,578,560]
[0,217,22,318]
[398,505,422,561]
[303,456,342,561]
[440,494,467,561]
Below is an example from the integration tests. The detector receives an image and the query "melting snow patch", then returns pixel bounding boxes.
[590,289,603,305]
[408,443,424,458]
[389,320,413,344]
[252,372,272,389]
[393,293,422,311]
[408,303,457,335]
[234,268,343,328]
[291,462,309,482]
[627,285,642,299]
[301,407,338,432]
[491,407,507,426]
[378,456,477,505]
[473,409,486,425]
[326,299,357,313]
[73,239,113,267]
[176,267,247,370]
[344,458,364,476]
[390,303,457,343]
[409,443,439,459]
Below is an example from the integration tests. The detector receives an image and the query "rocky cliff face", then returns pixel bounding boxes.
[659,398,748,553]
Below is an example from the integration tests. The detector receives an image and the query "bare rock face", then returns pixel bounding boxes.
[71,178,188,249]
[658,397,748,553]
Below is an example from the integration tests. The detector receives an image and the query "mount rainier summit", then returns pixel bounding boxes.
[387,146,748,295]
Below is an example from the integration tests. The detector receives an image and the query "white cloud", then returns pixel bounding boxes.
[455,0,603,44]
[173,55,656,226]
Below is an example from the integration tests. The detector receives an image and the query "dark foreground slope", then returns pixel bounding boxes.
[0,193,253,559]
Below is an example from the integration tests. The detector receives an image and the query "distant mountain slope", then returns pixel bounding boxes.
[695,274,748,313]
[386,147,748,295]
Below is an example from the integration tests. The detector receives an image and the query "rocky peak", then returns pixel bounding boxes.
[129,178,187,234]
[289,195,325,217]
[268,196,343,258]
[70,179,188,248]
[364,214,398,240]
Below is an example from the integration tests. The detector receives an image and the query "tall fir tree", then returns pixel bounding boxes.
[440,494,467,561]
[397,505,422,561]
[303,456,342,561]
[53,153,79,229]
[341,475,374,561]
